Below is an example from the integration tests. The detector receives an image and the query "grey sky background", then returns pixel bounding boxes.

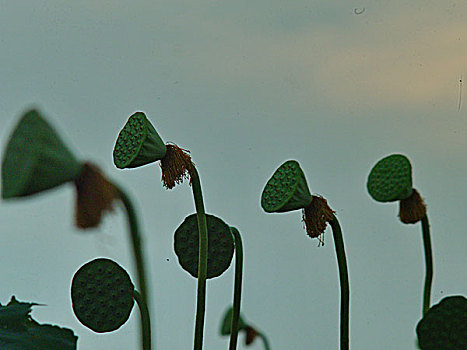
[1,1,466,349]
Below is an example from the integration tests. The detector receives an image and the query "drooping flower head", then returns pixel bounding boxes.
[261,160,335,245]
[367,154,426,223]
[1,109,82,199]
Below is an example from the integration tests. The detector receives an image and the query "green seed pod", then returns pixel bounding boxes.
[261,160,312,213]
[1,109,82,199]
[71,258,135,333]
[219,307,249,335]
[174,214,234,279]
[367,154,413,202]
[113,112,166,169]
[416,295,467,350]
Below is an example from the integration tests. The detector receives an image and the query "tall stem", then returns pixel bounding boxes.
[116,186,153,349]
[329,216,350,350]
[134,290,152,350]
[228,227,244,350]
[190,165,208,350]
[420,214,433,315]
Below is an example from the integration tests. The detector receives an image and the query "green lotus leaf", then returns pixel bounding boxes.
[113,112,166,169]
[1,109,82,199]
[416,295,467,350]
[261,160,312,213]
[174,214,234,279]
[0,296,77,350]
[220,306,249,336]
[367,154,413,202]
[71,258,135,333]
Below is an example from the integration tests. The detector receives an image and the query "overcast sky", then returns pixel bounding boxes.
[1,1,466,349]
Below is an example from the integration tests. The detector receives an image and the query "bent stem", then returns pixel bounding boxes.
[189,165,209,350]
[134,290,152,350]
[258,332,271,350]
[420,214,433,315]
[329,216,350,350]
[116,186,153,348]
[228,227,244,350]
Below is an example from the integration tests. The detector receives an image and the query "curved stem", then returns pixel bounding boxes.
[134,290,152,350]
[228,227,244,350]
[258,332,271,350]
[329,216,350,350]
[189,165,208,350]
[116,186,153,349]
[420,214,433,315]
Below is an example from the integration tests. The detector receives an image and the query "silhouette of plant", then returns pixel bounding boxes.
[261,160,350,350]
[113,111,211,350]
[367,154,433,315]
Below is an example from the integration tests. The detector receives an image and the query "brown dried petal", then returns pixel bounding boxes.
[160,143,194,189]
[399,188,427,224]
[302,195,335,246]
[74,162,119,228]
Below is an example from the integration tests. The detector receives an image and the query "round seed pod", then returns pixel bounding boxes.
[261,160,312,213]
[416,295,467,350]
[2,109,82,199]
[71,258,134,333]
[113,112,166,169]
[174,214,234,279]
[220,307,249,335]
[367,154,413,202]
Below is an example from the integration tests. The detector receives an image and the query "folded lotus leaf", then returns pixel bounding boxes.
[261,160,312,213]
[416,295,467,350]
[220,306,249,335]
[1,109,82,199]
[174,214,234,279]
[367,154,413,202]
[71,258,134,333]
[113,112,166,169]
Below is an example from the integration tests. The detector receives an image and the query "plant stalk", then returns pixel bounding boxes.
[116,186,153,349]
[189,165,208,350]
[329,215,350,350]
[420,214,433,315]
[228,227,244,350]
[258,332,271,350]
[134,290,152,350]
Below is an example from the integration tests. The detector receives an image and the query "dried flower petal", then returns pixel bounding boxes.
[74,162,119,228]
[399,188,427,224]
[160,143,194,189]
[302,195,335,246]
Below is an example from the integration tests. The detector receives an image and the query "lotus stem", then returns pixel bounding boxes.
[258,332,271,350]
[189,165,208,350]
[134,290,152,350]
[420,214,433,315]
[228,227,244,350]
[115,186,153,349]
[329,215,350,350]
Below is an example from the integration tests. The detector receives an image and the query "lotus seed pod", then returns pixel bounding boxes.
[71,258,135,333]
[113,112,166,169]
[220,307,249,335]
[174,214,234,279]
[367,154,413,202]
[416,295,467,350]
[261,160,312,213]
[1,109,82,199]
